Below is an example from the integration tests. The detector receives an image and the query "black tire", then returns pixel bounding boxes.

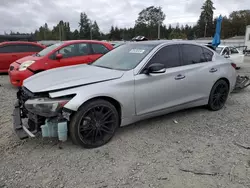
[69,99,119,148]
[208,79,229,111]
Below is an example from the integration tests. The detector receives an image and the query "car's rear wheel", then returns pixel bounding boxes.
[208,79,229,111]
[69,99,119,148]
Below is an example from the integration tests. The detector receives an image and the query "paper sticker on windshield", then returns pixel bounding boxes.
[129,49,145,54]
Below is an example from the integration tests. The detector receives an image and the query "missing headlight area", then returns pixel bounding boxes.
[14,87,72,142]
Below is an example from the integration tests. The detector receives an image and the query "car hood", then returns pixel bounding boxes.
[23,64,125,93]
[16,55,43,64]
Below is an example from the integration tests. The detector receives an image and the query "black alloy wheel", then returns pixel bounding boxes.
[208,80,229,111]
[70,99,119,148]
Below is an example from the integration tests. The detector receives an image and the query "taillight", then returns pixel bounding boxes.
[231,63,237,69]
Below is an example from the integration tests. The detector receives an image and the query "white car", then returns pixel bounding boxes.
[216,45,244,68]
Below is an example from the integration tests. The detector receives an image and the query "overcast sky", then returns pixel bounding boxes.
[0,0,249,34]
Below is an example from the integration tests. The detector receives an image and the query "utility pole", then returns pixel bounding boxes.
[61,24,64,40]
[157,13,161,40]
[90,21,92,40]
[204,21,207,38]
[90,28,92,40]
[59,24,61,40]
[158,21,161,40]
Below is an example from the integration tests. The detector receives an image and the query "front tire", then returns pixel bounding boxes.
[208,79,229,111]
[69,99,119,148]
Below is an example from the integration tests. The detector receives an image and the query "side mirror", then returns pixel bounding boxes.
[224,54,230,58]
[145,63,166,74]
[56,53,63,60]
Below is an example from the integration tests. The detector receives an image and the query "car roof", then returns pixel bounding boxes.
[129,40,213,46]
[63,40,111,45]
[0,41,45,47]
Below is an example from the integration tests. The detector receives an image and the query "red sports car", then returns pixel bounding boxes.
[8,40,114,86]
[0,41,45,73]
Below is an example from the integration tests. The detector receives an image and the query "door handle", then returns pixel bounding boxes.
[209,68,217,73]
[175,74,185,80]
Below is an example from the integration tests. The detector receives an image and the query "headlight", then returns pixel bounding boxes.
[24,97,70,117]
[19,60,35,71]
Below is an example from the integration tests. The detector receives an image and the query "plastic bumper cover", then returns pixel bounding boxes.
[13,101,36,139]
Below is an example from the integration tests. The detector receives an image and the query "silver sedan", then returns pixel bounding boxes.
[14,40,237,148]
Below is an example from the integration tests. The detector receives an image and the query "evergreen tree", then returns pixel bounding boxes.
[92,21,100,39]
[197,0,215,37]
[79,12,91,39]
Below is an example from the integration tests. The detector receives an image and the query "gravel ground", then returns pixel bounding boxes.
[1,58,250,188]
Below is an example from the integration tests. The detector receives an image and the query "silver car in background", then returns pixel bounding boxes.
[14,40,237,148]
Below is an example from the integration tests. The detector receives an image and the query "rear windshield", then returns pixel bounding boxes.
[36,42,64,57]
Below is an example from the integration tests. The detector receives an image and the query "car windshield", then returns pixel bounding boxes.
[216,47,223,54]
[36,42,64,57]
[91,43,156,70]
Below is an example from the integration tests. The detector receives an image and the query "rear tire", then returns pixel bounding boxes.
[208,80,229,111]
[69,99,119,148]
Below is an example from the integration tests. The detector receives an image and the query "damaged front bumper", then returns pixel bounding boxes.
[13,87,73,141]
[13,100,37,139]
[13,100,71,141]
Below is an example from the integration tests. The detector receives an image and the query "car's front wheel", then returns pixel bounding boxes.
[208,79,229,111]
[69,99,119,148]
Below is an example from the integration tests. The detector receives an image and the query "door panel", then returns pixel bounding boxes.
[134,44,184,115]
[229,47,244,65]
[175,63,218,102]
[180,44,218,104]
[0,53,14,71]
[0,45,18,71]
[57,55,92,68]
[230,54,244,65]
[87,54,102,62]
[47,43,94,69]
[135,67,190,115]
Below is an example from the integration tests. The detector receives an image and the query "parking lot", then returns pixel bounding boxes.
[1,58,250,188]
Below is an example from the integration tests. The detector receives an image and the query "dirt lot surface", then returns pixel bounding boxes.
[1,58,250,188]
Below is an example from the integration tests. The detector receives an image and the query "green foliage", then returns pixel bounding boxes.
[197,0,216,37]
[91,21,101,39]
[136,6,165,27]
[79,12,91,39]
[135,6,166,39]
[16,3,250,41]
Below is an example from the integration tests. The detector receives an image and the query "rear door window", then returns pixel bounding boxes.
[14,44,43,52]
[0,44,43,53]
[202,47,214,61]
[25,44,44,52]
[58,43,90,58]
[181,44,207,65]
